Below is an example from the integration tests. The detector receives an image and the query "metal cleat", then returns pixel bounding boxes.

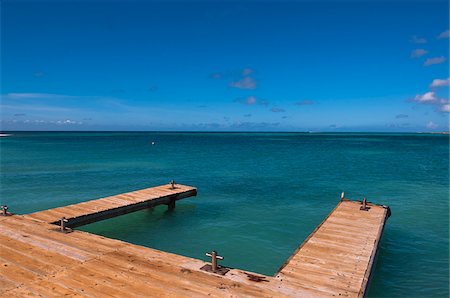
[201,250,229,275]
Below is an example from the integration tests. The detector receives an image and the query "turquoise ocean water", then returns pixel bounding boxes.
[0,132,448,297]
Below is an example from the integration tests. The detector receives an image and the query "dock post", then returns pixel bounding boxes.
[168,199,176,210]
[340,192,345,201]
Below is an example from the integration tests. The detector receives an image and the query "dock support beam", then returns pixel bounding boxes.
[168,199,176,210]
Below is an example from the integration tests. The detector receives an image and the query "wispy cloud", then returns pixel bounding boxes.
[295,100,314,106]
[270,107,285,113]
[210,73,222,79]
[1,119,83,126]
[235,96,269,106]
[411,49,428,58]
[437,29,450,39]
[424,56,446,66]
[229,121,280,129]
[34,71,45,78]
[430,78,450,88]
[2,93,78,100]
[426,121,438,129]
[386,122,410,128]
[245,96,257,105]
[241,68,254,76]
[414,91,437,103]
[411,35,427,44]
[230,77,257,89]
[192,121,281,131]
[439,104,450,113]
[1,104,74,113]
[395,114,409,119]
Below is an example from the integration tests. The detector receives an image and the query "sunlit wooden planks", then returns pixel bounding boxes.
[0,215,294,298]
[275,200,390,297]
[24,184,197,227]
[1,185,390,297]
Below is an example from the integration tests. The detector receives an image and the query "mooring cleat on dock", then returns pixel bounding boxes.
[201,250,230,275]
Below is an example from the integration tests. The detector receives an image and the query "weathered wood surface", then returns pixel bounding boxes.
[1,187,389,297]
[24,184,197,228]
[0,215,299,298]
[275,200,390,297]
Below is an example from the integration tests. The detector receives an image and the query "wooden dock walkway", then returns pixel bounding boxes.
[275,199,390,297]
[0,185,390,297]
[24,184,197,228]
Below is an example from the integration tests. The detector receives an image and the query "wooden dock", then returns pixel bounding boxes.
[275,199,390,297]
[0,185,390,297]
[25,184,197,228]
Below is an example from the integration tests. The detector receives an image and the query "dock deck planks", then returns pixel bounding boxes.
[1,185,389,297]
[275,200,389,297]
[24,184,197,228]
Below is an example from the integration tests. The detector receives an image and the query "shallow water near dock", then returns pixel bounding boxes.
[1,132,448,297]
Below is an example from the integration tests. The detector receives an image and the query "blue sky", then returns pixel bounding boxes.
[1,0,449,131]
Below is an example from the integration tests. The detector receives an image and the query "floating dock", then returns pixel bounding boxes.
[0,184,390,297]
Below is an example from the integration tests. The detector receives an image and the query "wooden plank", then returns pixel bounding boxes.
[1,185,389,298]
[276,200,389,297]
[24,184,197,227]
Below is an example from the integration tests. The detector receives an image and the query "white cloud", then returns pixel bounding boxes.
[411,35,427,44]
[0,104,73,112]
[440,104,450,113]
[426,121,438,129]
[210,73,222,79]
[430,78,450,88]
[424,56,447,66]
[437,29,450,39]
[3,93,76,100]
[57,120,76,124]
[241,68,254,76]
[270,107,285,113]
[230,77,257,89]
[245,96,257,105]
[411,49,428,58]
[235,96,269,107]
[295,100,314,106]
[1,119,83,126]
[414,91,436,103]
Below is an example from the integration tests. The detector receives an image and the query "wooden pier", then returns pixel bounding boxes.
[0,185,390,297]
[24,184,197,228]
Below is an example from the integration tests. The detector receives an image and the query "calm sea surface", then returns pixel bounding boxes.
[0,132,448,297]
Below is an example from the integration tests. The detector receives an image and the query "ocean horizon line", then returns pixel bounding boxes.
[1,130,449,134]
